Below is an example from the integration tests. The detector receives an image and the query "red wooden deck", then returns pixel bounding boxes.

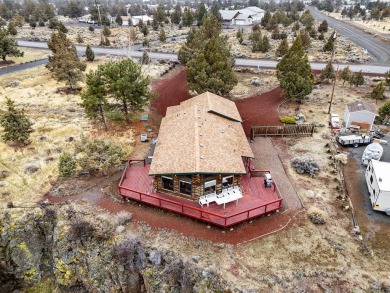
[118,160,283,227]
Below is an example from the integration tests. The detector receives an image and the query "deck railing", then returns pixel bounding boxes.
[118,160,283,228]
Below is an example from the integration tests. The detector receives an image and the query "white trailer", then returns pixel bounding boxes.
[336,134,371,147]
[365,160,390,215]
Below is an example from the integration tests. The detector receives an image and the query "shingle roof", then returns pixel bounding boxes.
[149,92,254,176]
[347,101,378,114]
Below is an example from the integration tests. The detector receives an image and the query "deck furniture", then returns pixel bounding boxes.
[215,186,243,209]
[199,192,217,207]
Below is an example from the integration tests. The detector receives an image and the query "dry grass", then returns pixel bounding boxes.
[329,13,390,34]
[3,48,49,66]
[0,58,143,205]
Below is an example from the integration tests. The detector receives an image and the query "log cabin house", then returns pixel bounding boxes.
[149,92,254,201]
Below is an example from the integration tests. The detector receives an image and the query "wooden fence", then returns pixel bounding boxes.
[251,124,315,139]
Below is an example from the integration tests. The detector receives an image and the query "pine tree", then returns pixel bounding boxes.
[80,67,108,130]
[85,45,95,62]
[275,38,289,57]
[182,8,194,26]
[370,81,385,103]
[0,98,33,145]
[0,27,24,61]
[319,59,335,82]
[339,66,351,85]
[159,29,167,42]
[99,59,153,117]
[197,4,207,26]
[46,31,86,90]
[186,37,237,95]
[58,152,77,178]
[276,36,312,100]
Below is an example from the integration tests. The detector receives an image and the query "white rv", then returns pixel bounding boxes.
[365,160,390,215]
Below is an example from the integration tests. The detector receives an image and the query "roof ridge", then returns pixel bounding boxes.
[194,104,200,171]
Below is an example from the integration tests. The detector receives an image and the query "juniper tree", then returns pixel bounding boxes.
[141,51,150,64]
[261,10,271,27]
[0,98,33,145]
[159,29,167,42]
[85,45,95,62]
[276,36,312,100]
[350,70,364,87]
[250,30,263,52]
[275,38,289,57]
[323,32,336,52]
[379,100,390,123]
[261,35,271,53]
[186,37,237,95]
[339,66,352,85]
[319,59,335,82]
[318,20,328,33]
[46,31,86,90]
[58,152,77,178]
[385,69,390,87]
[299,29,311,49]
[370,81,385,103]
[0,27,24,61]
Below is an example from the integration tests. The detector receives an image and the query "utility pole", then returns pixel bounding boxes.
[94,0,104,44]
[328,30,338,114]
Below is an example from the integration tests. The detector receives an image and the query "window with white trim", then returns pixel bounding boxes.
[161,176,174,191]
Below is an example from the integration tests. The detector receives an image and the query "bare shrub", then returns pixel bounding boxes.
[163,259,184,285]
[112,236,145,271]
[307,207,326,225]
[68,218,95,242]
[115,210,133,226]
[24,162,40,174]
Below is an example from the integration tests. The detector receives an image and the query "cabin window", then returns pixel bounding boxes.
[204,179,216,195]
[161,176,174,191]
[179,181,192,196]
[222,175,234,187]
[370,175,373,185]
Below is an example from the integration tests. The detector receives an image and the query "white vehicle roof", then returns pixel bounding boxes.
[371,160,390,191]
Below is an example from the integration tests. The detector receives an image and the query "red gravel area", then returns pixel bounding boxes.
[151,68,284,136]
[236,87,283,136]
[151,66,191,117]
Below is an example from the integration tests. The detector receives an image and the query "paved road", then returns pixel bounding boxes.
[307,6,390,65]
[1,39,389,76]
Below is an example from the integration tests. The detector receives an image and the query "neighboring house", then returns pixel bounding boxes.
[239,6,265,23]
[131,15,153,26]
[344,101,378,130]
[78,14,93,23]
[365,160,390,215]
[233,13,253,26]
[219,6,264,26]
[220,10,240,26]
[149,92,254,200]
[119,15,131,26]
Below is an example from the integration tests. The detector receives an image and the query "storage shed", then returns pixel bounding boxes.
[344,101,378,130]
